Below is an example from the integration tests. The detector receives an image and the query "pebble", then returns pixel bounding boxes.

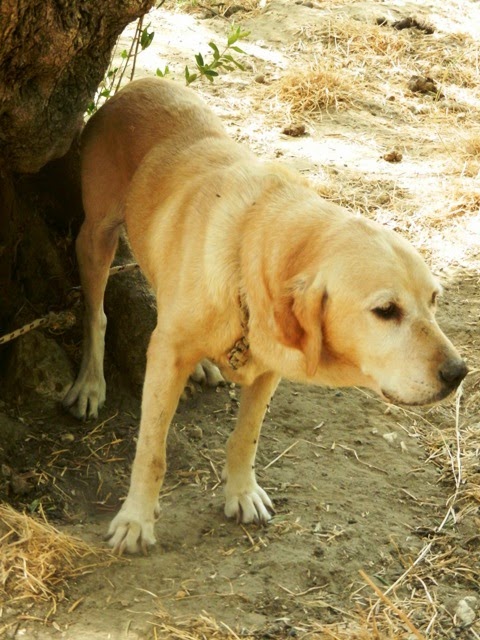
[455,596,477,627]
[383,432,398,445]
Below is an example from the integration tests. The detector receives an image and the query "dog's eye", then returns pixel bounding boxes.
[372,302,402,321]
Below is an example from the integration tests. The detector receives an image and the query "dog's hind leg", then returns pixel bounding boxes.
[64,122,127,420]
[191,359,225,387]
[223,371,280,524]
[63,214,121,419]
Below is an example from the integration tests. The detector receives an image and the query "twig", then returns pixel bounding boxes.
[383,541,433,598]
[435,382,464,533]
[359,570,427,640]
[114,18,141,95]
[263,441,299,470]
[129,15,144,82]
[337,443,388,475]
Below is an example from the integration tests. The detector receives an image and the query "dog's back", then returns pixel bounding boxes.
[80,78,228,228]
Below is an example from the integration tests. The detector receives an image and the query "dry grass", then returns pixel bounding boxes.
[269,63,354,115]
[317,16,411,58]
[0,504,117,619]
[321,383,480,640]
[270,12,480,125]
[414,32,480,89]
[454,130,480,177]
[168,0,262,16]
[152,610,256,639]
[463,133,480,158]
[444,188,480,219]
[151,609,421,640]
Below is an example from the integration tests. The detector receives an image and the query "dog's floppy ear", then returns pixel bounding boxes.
[274,276,327,376]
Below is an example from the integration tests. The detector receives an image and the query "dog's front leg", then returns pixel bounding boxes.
[223,371,280,524]
[107,329,191,554]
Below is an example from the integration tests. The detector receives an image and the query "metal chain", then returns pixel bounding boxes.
[0,262,139,346]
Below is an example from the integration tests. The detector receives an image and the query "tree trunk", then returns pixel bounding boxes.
[0,0,153,173]
[0,0,155,396]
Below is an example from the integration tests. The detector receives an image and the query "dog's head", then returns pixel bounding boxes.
[273,215,467,406]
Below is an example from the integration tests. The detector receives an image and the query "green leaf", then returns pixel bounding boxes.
[208,42,220,59]
[195,52,204,67]
[203,69,219,77]
[141,28,155,50]
[185,65,198,85]
[227,26,249,45]
[233,59,245,71]
[230,45,246,54]
[121,49,128,59]
[28,499,41,514]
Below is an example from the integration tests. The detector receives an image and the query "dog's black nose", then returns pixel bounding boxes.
[439,358,468,389]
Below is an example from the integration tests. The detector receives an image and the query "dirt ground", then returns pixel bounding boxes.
[1,0,479,638]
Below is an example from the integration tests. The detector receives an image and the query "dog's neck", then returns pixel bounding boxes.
[227,296,250,370]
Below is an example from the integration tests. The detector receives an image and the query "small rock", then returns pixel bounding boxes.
[223,5,244,18]
[383,432,398,445]
[408,75,444,97]
[10,471,35,495]
[60,433,75,443]
[411,103,429,115]
[189,424,203,441]
[0,413,29,462]
[282,123,307,137]
[392,17,435,34]
[455,597,477,627]
[1,464,12,477]
[441,99,465,113]
[382,150,403,163]
[377,193,390,205]
[6,330,74,403]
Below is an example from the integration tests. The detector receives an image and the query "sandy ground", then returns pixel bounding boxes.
[1,0,479,638]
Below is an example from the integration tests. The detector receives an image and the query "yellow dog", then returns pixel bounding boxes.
[64,78,467,554]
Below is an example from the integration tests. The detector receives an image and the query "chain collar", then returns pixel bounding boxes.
[227,296,250,370]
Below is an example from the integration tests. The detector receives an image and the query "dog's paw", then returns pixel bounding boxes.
[191,360,224,387]
[106,501,159,555]
[224,479,274,525]
[63,372,106,420]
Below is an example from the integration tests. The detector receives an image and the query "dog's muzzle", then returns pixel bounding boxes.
[438,357,468,393]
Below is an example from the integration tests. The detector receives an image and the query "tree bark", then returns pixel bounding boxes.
[0,0,153,173]
[0,0,155,393]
